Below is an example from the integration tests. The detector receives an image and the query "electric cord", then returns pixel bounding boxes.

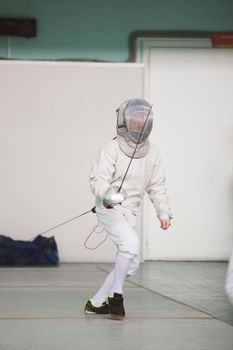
[83,220,108,250]
[39,208,94,236]
[33,206,107,250]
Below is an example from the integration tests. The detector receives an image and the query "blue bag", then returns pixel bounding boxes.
[0,234,59,266]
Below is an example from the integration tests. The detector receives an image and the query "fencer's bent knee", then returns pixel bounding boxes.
[127,259,140,276]
[118,234,140,258]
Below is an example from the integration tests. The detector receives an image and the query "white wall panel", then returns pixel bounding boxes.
[0,61,144,262]
[145,48,233,260]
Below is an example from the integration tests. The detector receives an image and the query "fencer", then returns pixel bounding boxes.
[84,98,172,320]
[225,250,233,305]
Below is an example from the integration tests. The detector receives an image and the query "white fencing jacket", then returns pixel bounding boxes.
[90,139,172,220]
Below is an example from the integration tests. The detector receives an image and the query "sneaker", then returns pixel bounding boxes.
[84,300,110,314]
[108,293,125,320]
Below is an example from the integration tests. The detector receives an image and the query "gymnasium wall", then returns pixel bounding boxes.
[0,0,233,61]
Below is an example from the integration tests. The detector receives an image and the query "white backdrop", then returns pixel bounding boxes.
[0,60,144,262]
[144,48,233,260]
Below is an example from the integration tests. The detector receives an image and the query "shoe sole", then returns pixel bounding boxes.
[110,313,125,320]
[84,310,96,314]
[85,310,110,315]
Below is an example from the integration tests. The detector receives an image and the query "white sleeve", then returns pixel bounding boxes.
[146,155,173,220]
[90,141,117,205]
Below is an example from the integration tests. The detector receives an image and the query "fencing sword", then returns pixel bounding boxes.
[39,209,93,236]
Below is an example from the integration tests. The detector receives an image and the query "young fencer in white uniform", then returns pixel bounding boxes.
[84,99,172,320]
[225,251,233,305]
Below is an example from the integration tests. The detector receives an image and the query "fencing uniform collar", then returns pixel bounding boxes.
[117,135,150,158]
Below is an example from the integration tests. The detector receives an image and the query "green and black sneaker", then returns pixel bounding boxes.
[84,300,110,314]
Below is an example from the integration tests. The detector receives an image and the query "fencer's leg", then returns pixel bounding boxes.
[91,254,137,306]
[94,206,140,319]
[127,255,140,277]
[110,253,134,295]
[96,206,140,292]
[91,270,114,306]
[107,253,134,320]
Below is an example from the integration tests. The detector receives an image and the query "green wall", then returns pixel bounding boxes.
[0,0,233,61]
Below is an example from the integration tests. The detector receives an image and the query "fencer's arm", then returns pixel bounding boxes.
[146,155,173,221]
[90,143,117,205]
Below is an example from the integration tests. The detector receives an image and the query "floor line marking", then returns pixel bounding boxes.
[0,269,103,273]
[0,285,138,289]
[0,316,215,321]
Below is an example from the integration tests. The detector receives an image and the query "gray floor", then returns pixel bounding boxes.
[0,262,233,350]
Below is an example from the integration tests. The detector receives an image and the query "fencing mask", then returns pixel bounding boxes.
[116,98,153,158]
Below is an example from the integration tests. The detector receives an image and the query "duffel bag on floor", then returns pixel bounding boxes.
[0,234,59,266]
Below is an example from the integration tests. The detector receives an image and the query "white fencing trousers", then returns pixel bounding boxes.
[96,205,140,276]
[225,250,233,304]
